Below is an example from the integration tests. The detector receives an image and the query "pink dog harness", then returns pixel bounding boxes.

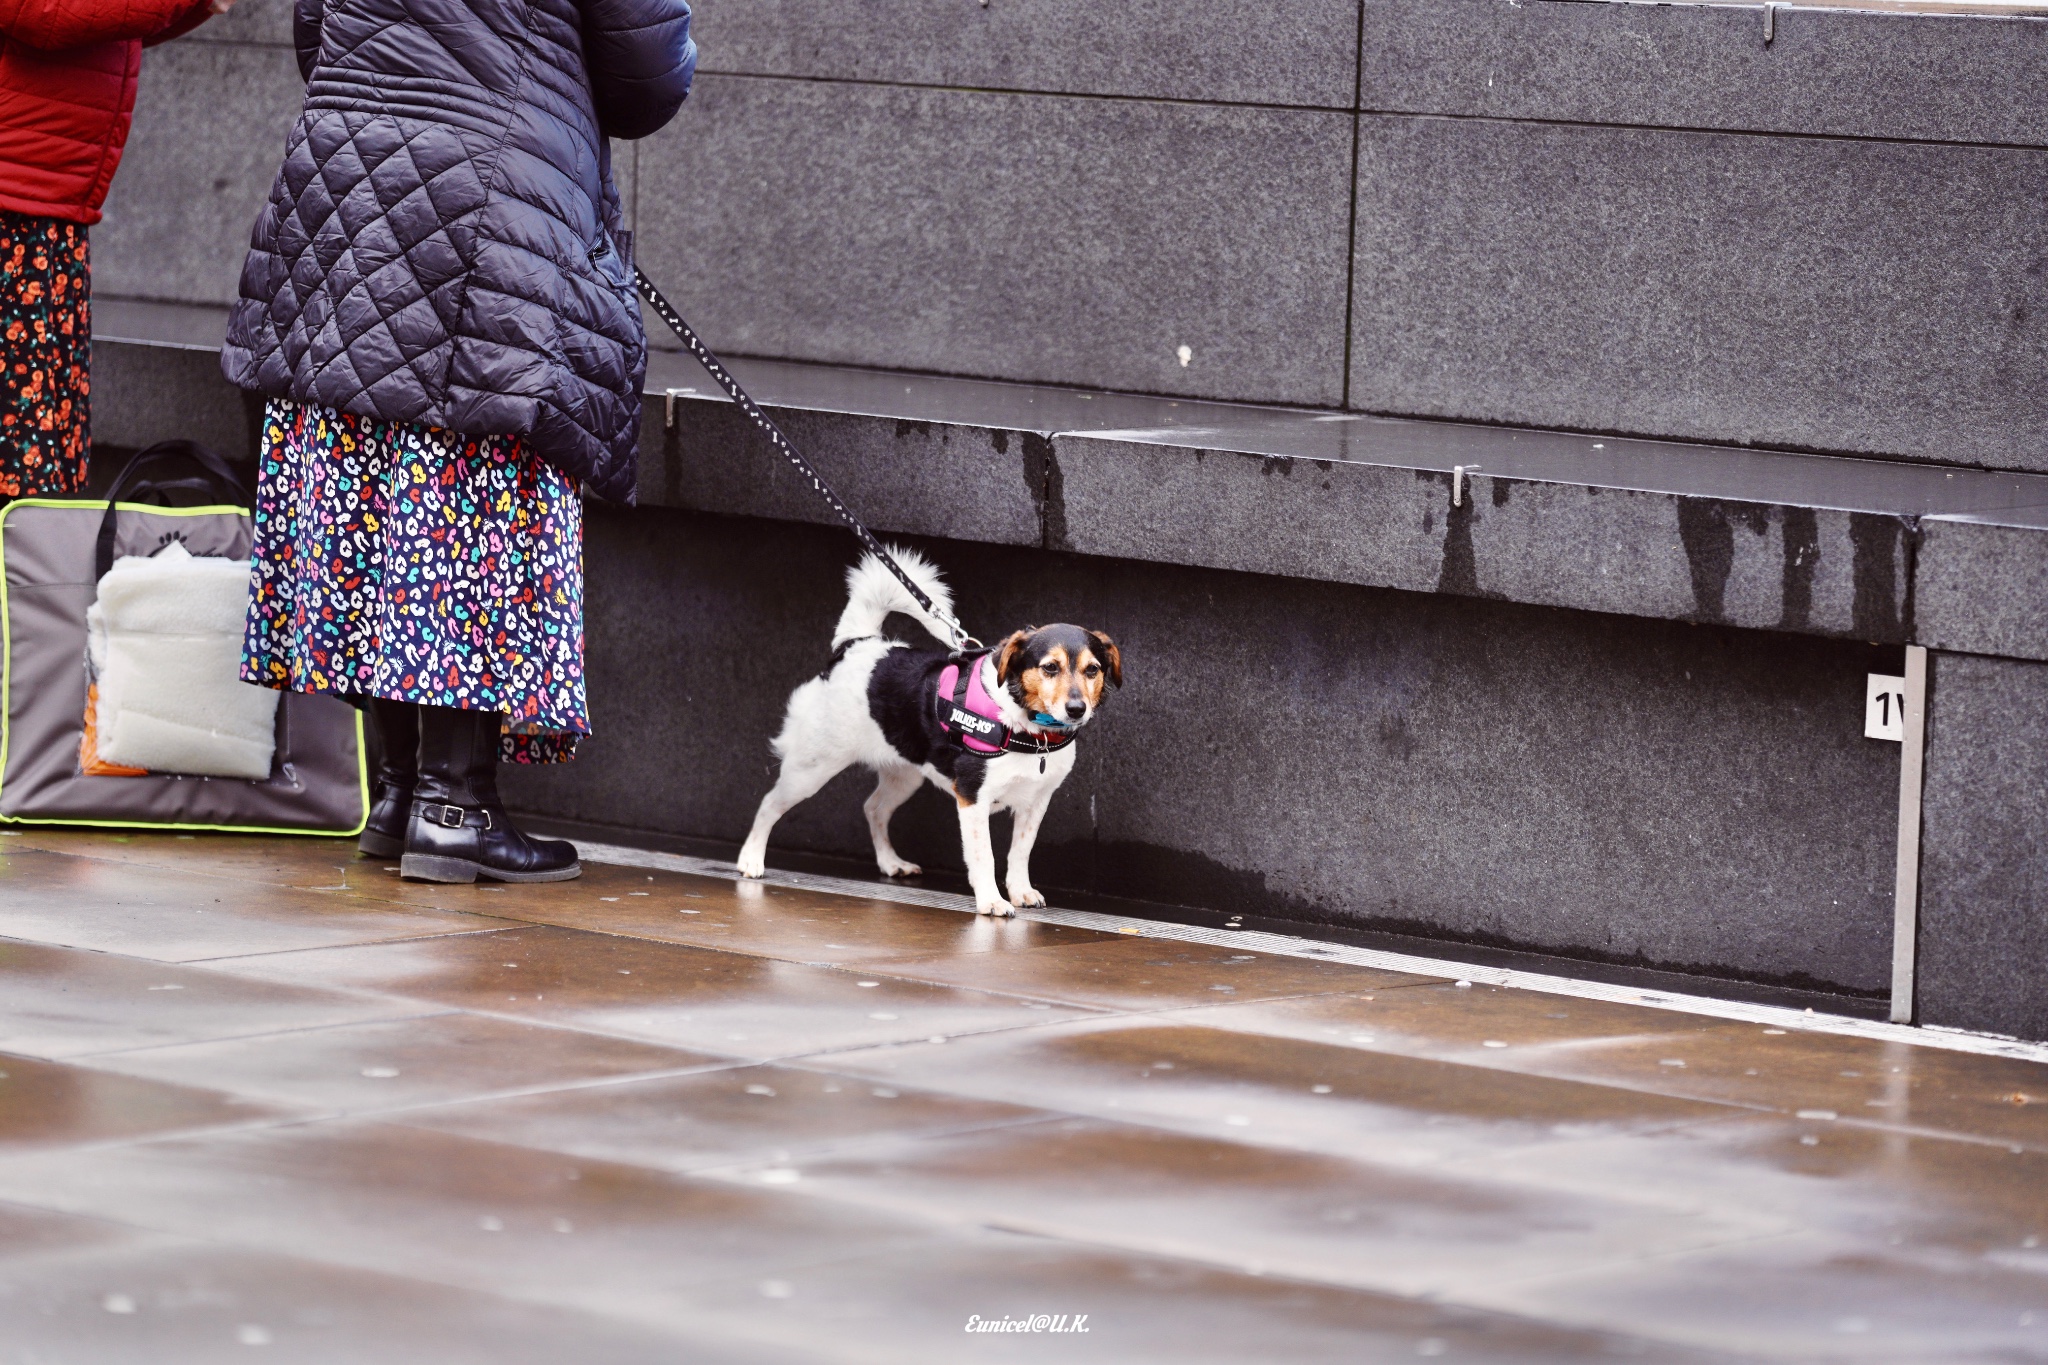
[936,655,1075,758]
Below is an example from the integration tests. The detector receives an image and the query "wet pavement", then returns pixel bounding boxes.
[1,830,2045,1362]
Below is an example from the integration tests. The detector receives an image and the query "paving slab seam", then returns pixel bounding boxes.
[673,1160,1760,1340]
[51,1009,464,1061]
[789,965,1409,1020]
[148,991,937,1064]
[177,923,530,963]
[0,1193,222,1244]
[803,1002,2048,1159]
[52,1026,757,1117]
[189,990,1117,1073]
[819,952,1442,1011]
[0,1213,830,1365]
[474,1009,1118,1068]
[357,912,1149,1017]
[202,1058,760,1128]
[1013,1008,2048,1138]
[574,841,2048,1067]
[663,1232,1693,1365]
[788,1078,1775,1177]
[1689,1109,2045,1157]
[0,944,594,1026]
[0,1101,330,1165]
[923,1216,1714,1364]
[768,1040,1807,1165]
[1,839,371,894]
[1442,1226,1821,1310]
[2,839,525,917]
[747,1026,1091,1064]
[537,1111,1071,1181]
[679,1165,1315,1280]
[0,838,573,934]
[0,1196,851,1365]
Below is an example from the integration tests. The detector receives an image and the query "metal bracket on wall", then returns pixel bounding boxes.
[1763,2,1783,45]
[664,387,694,429]
[1890,645,1929,1024]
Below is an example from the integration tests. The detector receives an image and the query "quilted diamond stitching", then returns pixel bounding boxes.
[226,0,696,502]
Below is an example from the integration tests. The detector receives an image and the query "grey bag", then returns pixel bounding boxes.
[0,446,367,834]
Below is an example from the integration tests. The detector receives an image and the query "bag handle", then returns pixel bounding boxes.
[94,440,252,582]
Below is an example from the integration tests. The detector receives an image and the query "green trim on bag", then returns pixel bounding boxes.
[0,497,371,838]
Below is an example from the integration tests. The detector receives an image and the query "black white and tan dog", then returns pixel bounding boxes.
[736,549,1121,916]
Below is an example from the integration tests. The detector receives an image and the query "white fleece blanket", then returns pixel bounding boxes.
[87,542,277,780]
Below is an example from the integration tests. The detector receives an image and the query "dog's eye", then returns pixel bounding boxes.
[1084,664,1101,678]
[1039,660,1060,675]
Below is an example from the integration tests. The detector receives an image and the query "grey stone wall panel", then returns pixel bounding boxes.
[96,43,303,307]
[690,0,1359,108]
[1360,0,2048,147]
[635,77,1354,406]
[1053,439,1910,640]
[1916,513,2048,661]
[1349,117,2048,469]
[89,341,260,460]
[638,399,1044,548]
[186,0,294,46]
[502,506,1903,997]
[1917,652,2048,1038]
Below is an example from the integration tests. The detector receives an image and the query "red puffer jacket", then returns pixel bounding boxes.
[0,0,216,224]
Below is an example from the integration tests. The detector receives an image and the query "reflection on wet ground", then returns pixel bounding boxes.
[1,830,2044,1362]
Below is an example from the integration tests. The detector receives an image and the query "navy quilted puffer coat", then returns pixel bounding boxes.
[222,0,695,503]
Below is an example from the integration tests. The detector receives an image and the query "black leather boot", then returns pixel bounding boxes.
[399,705,580,884]
[359,699,419,858]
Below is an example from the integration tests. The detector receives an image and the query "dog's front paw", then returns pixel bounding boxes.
[735,847,767,879]
[975,895,1015,918]
[1008,886,1046,909]
[877,856,922,878]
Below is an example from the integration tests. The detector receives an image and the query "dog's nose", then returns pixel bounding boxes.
[1065,699,1087,720]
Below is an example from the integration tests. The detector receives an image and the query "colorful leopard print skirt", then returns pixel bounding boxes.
[240,399,587,764]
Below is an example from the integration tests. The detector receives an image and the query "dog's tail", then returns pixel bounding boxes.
[834,545,958,647]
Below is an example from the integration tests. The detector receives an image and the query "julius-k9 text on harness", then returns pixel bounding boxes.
[936,656,1074,758]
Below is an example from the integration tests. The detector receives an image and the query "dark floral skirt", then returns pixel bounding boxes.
[0,209,89,498]
[240,399,587,764]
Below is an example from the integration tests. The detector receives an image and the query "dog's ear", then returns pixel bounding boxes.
[1086,631,1122,689]
[994,630,1033,683]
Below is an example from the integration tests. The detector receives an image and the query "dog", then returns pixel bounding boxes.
[736,549,1120,916]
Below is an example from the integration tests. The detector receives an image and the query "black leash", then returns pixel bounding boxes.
[635,267,981,652]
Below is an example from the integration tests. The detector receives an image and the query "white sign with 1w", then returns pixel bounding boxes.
[1865,674,1907,742]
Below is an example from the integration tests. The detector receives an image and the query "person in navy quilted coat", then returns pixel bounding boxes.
[227,0,695,886]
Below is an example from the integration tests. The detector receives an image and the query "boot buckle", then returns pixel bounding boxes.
[433,804,464,829]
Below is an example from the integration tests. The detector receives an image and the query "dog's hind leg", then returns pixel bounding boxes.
[864,765,924,878]
[736,756,844,878]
